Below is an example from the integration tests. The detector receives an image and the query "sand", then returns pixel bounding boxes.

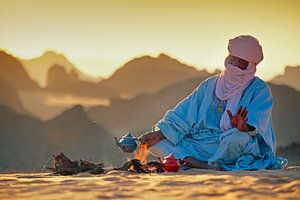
[0,166,299,200]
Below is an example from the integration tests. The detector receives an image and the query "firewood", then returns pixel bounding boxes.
[50,152,105,175]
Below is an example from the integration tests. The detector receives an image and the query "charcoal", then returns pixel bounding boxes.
[114,159,164,173]
[145,161,164,173]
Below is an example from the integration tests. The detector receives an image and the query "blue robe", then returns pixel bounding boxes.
[150,75,288,170]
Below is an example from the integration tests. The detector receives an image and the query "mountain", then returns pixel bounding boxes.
[47,64,80,89]
[87,76,211,137]
[45,64,118,98]
[21,50,101,87]
[99,53,210,98]
[271,66,300,91]
[44,53,209,99]
[15,53,214,121]
[0,104,125,172]
[0,105,47,171]
[0,79,28,115]
[269,83,300,147]
[0,50,39,91]
[87,76,300,148]
[44,105,123,164]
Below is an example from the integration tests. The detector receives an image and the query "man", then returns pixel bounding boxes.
[138,35,287,170]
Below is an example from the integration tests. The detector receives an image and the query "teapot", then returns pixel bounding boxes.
[114,132,138,153]
[158,153,185,172]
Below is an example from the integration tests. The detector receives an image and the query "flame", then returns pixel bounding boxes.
[133,143,148,164]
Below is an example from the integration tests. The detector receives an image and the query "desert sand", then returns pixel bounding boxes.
[0,166,299,200]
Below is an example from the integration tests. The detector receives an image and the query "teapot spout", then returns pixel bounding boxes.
[114,137,121,147]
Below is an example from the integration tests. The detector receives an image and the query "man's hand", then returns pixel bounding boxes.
[138,130,165,148]
[226,105,249,132]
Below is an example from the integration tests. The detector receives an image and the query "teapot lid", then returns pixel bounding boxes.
[122,132,134,138]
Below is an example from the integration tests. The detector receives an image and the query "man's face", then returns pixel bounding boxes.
[227,55,249,70]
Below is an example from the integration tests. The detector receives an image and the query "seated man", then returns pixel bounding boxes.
[138,35,288,170]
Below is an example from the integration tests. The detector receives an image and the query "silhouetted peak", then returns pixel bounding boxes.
[132,53,175,63]
[41,50,70,64]
[285,65,300,74]
[0,49,13,57]
[62,105,85,116]
[48,104,89,124]
[42,50,66,59]
[47,64,79,86]
[0,50,39,90]
[271,65,300,91]
[0,50,21,65]
[158,53,173,60]
[119,53,195,72]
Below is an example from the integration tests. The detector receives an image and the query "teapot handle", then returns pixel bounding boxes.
[114,137,121,147]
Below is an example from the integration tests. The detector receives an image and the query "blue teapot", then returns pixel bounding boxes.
[114,133,138,153]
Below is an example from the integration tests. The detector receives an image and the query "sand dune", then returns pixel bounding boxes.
[0,166,299,199]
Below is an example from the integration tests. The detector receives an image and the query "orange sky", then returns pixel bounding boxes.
[0,0,300,80]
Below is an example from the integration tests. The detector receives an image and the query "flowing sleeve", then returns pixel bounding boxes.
[246,80,275,151]
[153,80,208,145]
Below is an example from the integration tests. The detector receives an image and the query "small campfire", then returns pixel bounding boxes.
[114,159,164,173]
[114,143,164,173]
[48,144,166,175]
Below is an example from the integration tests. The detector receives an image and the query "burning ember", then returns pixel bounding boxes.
[115,144,164,173]
[114,159,164,173]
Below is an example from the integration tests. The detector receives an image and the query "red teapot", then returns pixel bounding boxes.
[158,154,185,172]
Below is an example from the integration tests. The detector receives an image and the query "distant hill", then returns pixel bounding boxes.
[0,50,39,91]
[19,51,212,120]
[0,104,124,172]
[44,53,211,99]
[271,66,300,91]
[269,83,300,147]
[44,105,123,163]
[87,76,212,137]
[21,50,101,87]
[46,64,80,90]
[45,64,118,98]
[0,106,47,171]
[87,76,300,148]
[99,53,211,98]
[0,79,29,115]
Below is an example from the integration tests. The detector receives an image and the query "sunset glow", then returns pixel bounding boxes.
[1,0,299,80]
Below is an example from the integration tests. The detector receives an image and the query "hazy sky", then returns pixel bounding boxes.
[1,0,299,80]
